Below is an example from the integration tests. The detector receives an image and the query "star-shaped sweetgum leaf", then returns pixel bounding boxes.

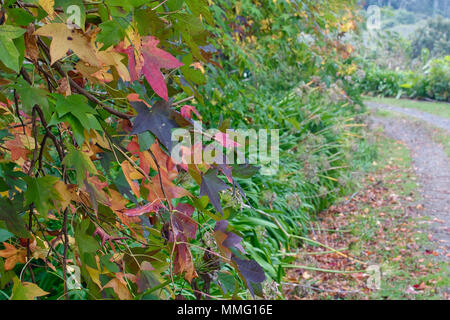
[130,100,178,151]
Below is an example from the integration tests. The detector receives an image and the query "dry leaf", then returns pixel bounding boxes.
[24,24,39,62]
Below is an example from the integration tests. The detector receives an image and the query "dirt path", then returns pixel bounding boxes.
[368,102,450,258]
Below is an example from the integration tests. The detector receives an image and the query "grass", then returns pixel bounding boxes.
[366,97,450,119]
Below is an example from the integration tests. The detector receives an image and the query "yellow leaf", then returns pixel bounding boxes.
[22,282,49,299]
[39,0,55,17]
[96,50,131,82]
[104,278,132,300]
[86,265,102,289]
[35,23,100,67]
[54,180,73,209]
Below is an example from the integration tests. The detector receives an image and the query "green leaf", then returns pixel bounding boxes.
[0,197,30,239]
[62,145,98,186]
[50,94,102,146]
[181,54,206,85]
[105,0,147,17]
[135,8,165,37]
[185,0,214,25]
[4,8,35,26]
[74,219,99,254]
[0,227,14,242]
[0,25,26,72]
[13,79,50,116]
[24,176,61,218]
[174,13,205,36]
[217,272,236,294]
[167,0,185,12]
[138,131,155,151]
[97,20,125,50]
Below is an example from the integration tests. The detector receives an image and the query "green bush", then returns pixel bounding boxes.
[359,66,404,97]
[359,57,450,102]
[424,56,450,101]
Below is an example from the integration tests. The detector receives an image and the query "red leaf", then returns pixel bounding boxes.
[180,105,202,120]
[5,134,29,161]
[122,201,165,217]
[117,36,183,101]
[173,243,198,283]
[214,132,240,148]
[172,203,197,241]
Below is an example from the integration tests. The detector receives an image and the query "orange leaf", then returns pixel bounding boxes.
[120,161,142,198]
[0,242,27,271]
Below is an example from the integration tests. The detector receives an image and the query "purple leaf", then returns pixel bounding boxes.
[200,169,229,215]
[130,100,178,151]
[232,257,266,296]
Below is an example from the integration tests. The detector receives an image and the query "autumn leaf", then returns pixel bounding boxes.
[24,24,39,62]
[38,0,55,17]
[5,134,30,162]
[0,242,27,271]
[35,23,100,66]
[95,49,131,82]
[117,36,183,101]
[171,203,197,242]
[122,201,164,217]
[173,243,198,283]
[130,100,178,151]
[104,278,132,300]
[232,257,266,297]
[180,105,202,120]
[120,160,142,199]
[11,278,49,300]
[213,220,245,259]
[143,174,191,203]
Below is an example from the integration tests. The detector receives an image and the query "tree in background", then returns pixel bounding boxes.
[411,16,450,58]
[360,0,450,18]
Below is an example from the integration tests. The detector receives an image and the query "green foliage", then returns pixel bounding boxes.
[178,1,374,297]
[359,66,404,97]
[359,56,450,101]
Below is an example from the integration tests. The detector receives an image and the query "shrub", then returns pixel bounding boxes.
[359,57,450,102]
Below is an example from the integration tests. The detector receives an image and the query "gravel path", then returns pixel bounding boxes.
[368,101,450,132]
[367,102,450,258]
